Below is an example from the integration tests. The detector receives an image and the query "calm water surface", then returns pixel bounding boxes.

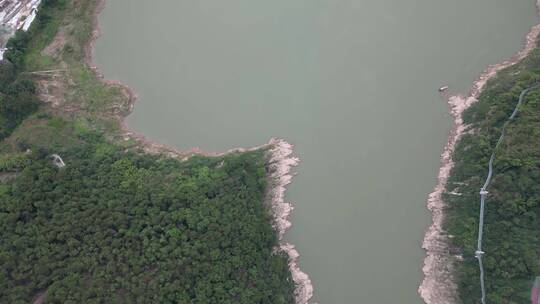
[94,1,538,302]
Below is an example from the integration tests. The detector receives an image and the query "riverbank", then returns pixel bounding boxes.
[86,1,313,303]
[267,140,314,304]
[419,1,540,303]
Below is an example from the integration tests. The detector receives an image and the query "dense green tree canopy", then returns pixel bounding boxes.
[0,140,294,303]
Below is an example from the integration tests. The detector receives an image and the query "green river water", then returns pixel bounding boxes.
[94,1,539,302]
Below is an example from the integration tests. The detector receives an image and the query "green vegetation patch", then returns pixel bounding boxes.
[0,0,68,141]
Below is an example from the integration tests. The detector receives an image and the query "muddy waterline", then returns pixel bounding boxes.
[94,1,539,302]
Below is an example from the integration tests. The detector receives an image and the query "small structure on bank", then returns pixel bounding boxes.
[51,154,65,168]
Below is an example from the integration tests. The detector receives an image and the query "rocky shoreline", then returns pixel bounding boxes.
[267,140,314,304]
[418,1,540,303]
[86,1,313,303]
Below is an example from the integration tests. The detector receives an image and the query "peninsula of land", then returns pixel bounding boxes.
[0,0,308,303]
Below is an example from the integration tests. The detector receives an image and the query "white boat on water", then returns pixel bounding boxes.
[439,85,449,92]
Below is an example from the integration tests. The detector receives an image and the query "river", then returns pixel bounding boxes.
[93,1,539,303]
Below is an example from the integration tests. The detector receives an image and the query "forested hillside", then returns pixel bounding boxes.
[0,0,295,303]
[444,43,540,303]
[0,138,294,303]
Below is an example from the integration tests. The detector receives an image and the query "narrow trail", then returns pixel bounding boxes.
[474,84,538,304]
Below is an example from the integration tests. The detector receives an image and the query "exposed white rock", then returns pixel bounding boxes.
[266,139,314,304]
